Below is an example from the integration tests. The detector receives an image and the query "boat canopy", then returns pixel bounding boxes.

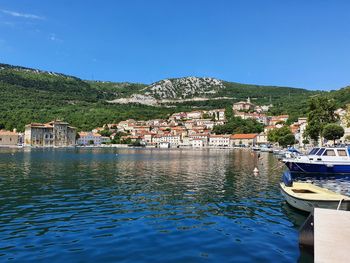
[308,147,350,157]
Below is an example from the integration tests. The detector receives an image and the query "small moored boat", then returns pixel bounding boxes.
[280,172,350,212]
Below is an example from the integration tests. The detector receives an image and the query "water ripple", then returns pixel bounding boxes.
[0,148,303,262]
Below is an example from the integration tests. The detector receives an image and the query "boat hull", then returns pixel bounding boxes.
[284,161,350,175]
[280,184,350,212]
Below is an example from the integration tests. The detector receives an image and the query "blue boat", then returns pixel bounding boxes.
[283,147,350,175]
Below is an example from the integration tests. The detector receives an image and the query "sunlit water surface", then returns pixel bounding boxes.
[0,148,320,262]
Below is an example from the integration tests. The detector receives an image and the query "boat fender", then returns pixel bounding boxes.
[282,171,293,187]
[299,213,314,249]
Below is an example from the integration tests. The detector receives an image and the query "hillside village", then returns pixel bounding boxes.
[2,98,349,149]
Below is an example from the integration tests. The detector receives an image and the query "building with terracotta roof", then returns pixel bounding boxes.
[232,98,255,111]
[77,132,102,145]
[230,133,258,146]
[269,115,289,126]
[24,120,76,147]
[0,129,20,147]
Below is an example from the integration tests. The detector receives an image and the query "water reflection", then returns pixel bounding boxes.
[0,148,305,262]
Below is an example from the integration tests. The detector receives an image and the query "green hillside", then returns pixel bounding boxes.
[0,63,323,131]
[0,64,173,131]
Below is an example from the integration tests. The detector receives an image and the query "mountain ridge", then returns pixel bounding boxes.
[0,62,329,131]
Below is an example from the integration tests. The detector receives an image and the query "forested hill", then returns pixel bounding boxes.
[0,62,323,131]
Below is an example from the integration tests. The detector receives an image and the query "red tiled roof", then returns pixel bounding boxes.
[231,133,258,139]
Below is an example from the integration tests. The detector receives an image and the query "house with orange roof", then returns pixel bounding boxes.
[230,133,258,146]
[269,115,289,126]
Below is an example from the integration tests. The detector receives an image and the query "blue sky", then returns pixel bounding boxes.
[0,0,349,90]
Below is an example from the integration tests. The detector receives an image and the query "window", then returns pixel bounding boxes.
[323,149,336,156]
[309,148,319,155]
[316,148,326,156]
[337,150,347,156]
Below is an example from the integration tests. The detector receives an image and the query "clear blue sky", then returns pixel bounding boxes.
[0,0,349,90]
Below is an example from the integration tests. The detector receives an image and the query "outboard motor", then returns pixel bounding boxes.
[282,171,293,187]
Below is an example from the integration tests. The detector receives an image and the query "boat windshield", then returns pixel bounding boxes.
[337,149,348,156]
[323,149,336,156]
[316,148,326,156]
[309,148,320,155]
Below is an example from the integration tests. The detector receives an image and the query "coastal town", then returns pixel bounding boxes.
[1,98,349,149]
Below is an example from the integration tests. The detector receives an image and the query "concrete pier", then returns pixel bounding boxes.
[314,208,350,263]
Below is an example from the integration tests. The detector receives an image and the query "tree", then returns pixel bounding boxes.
[267,126,292,143]
[278,134,296,147]
[322,124,344,144]
[224,105,234,122]
[302,138,309,145]
[213,116,263,135]
[304,95,338,142]
[99,129,112,137]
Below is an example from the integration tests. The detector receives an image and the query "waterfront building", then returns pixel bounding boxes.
[230,134,258,146]
[24,121,76,147]
[100,136,111,144]
[191,139,204,148]
[0,129,20,147]
[208,135,231,147]
[189,134,209,146]
[153,134,181,147]
[77,132,101,145]
[256,133,268,145]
